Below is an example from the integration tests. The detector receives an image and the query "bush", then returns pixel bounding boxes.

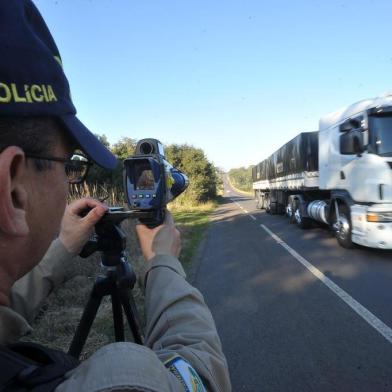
[165,144,220,204]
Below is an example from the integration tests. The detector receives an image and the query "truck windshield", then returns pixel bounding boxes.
[368,114,392,157]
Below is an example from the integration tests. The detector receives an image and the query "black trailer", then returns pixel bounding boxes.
[252,131,318,183]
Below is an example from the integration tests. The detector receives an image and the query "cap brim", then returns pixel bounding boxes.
[59,115,117,170]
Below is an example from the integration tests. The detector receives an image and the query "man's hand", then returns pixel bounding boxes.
[136,211,181,261]
[59,198,108,255]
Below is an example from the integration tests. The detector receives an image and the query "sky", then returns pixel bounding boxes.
[35,0,392,171]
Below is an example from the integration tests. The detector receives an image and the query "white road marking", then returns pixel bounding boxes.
[232,201,246,211]
[231,198,252,217]
[231,199,239,206]
[260,223,392,345]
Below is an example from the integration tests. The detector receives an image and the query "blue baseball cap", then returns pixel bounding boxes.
[0,0,117,169]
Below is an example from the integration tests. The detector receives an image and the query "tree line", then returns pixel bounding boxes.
[85,135,222,205]
[228,166,254,192]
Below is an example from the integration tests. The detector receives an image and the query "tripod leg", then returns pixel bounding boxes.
[68,276,115,359]
[68,292,103,359]
[118,288,144,345]
[111,289,125,342]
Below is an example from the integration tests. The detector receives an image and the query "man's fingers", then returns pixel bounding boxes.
[67,198,107,216]
[136,211,175,232]
[65,197,108,228]
[83,205,107,226]
[66,197,93,213]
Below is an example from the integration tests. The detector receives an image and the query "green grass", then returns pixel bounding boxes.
[170,201,216,271]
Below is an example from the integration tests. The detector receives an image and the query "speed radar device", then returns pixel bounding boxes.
[124,138,189,227]
[71,139,189,358]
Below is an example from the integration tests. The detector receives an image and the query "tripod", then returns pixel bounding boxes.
[68,213,144,359]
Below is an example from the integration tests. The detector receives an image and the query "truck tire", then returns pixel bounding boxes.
[286,200,296,224]
[265,194,271,213]
[334,204,353,248]
[294,200,311,229]
[256,194,264,210]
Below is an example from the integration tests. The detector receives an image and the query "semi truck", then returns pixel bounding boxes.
[252,92,392,249]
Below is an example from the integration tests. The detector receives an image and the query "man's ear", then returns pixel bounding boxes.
[0,146,29,236]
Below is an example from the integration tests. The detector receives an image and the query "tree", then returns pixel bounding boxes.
[87,136,137,190]
[165,144,220,204]
[87,134,117,186]
[112,137,137,160]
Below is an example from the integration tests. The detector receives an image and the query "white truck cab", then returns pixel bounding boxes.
[319,93,392,248]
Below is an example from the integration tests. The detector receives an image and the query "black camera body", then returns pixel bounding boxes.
[123,139,188,227]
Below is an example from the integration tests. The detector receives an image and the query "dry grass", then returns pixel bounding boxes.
[69,183,124,206]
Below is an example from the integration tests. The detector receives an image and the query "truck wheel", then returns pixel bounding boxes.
[334,204,353,248]
[265,195,271,213]
[261,195,266,209]
[286,200,296,224]
[294,201,311,229]
[256,194,264,210]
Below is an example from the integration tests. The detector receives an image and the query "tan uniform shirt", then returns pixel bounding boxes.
[1,240,231,392]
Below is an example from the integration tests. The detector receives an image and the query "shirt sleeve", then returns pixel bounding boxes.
[142,254,232,392]
[9,238,72,323]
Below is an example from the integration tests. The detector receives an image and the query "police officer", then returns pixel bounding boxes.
[0,1,231,391]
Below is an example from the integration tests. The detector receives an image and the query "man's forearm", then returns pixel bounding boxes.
[143,254,231,392]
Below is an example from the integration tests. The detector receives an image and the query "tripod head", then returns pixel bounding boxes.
[79,206,151,266]
[79,207,130,264]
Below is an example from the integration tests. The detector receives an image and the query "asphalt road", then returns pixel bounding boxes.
[192,177,392,392]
